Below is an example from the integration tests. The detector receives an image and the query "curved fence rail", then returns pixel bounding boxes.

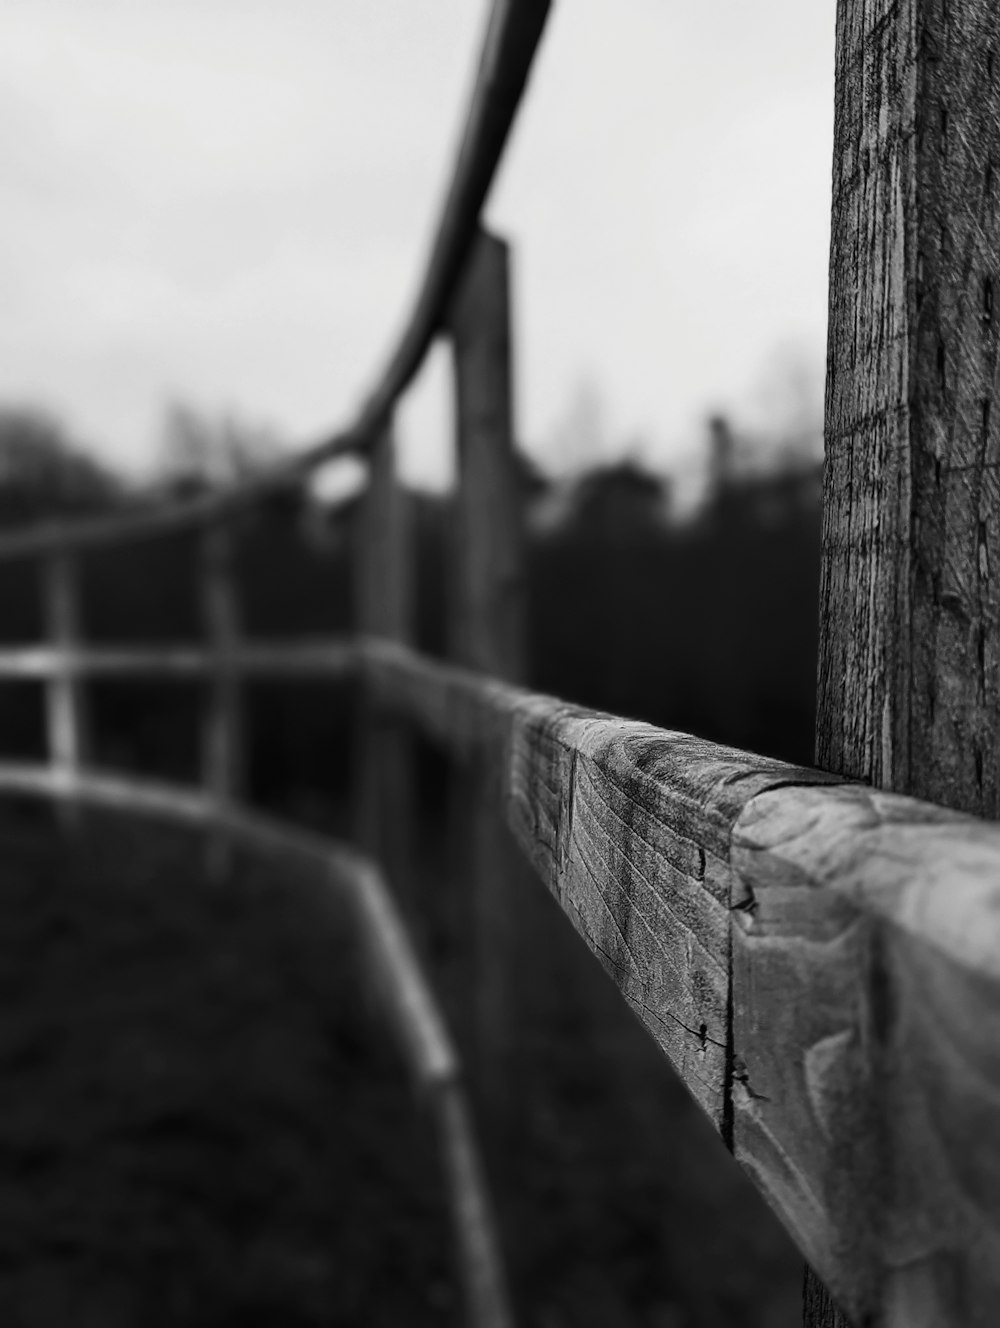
[0,639,359,680]
[3,0,1000,1325]
[0,767,512,1328]
[0,0,552,563]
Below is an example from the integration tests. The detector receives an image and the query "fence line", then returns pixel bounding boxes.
[359,636,1000,1322]
[0,763,512,1328]
[0,5,552,1311]
[0,639,359,679]
[2,0,999,1323]
[8,608,999,1320]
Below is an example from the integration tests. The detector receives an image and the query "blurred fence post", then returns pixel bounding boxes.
[202,523,241,878]
[812,0,1000,1322]
[43,550,88,823]
[446,227,526,1126]
[354,416,415,920]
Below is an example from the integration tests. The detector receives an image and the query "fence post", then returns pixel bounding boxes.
[814,1,1000,1323]
[446,227,525,1124]
[354,416,415,916]
[202,523,241,877]
[43,550,88,821]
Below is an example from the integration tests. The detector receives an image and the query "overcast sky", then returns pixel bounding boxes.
[0,0,835,494]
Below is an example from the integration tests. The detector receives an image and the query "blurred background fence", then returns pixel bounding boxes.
[1,2,998,1327]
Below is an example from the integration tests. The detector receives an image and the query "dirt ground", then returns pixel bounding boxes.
[0,796,802,1327]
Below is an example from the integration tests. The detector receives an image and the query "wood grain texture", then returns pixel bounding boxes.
[362,640,1000,1323]
[353,420,415,919]
[817,0,1000,1321]
[732,783,1000,1325]
[362,641,835,1132]
[819,0,1000,815]
[803,1267,851,1328]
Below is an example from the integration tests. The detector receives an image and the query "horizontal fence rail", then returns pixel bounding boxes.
[0,639,360,679]
[0,766,512,1328]
[358,637,1000,1327]
[4,616,998,1324]
[3,0,997,1323]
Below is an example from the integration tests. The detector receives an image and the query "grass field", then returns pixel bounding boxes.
[0,795,802,1326]
[0,804,456,1326]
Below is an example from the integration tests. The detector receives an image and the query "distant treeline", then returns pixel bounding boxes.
[0,409,822,825]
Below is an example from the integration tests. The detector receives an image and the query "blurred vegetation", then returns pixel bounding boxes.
[0,401,822,1324]
[0,408,123,526]
[526,428,820,766]
[0,403,822,796]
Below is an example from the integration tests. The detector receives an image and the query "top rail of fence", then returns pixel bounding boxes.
[0,0,552,565]
[358,635,1000,1325]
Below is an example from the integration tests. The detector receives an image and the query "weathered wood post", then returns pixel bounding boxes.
[813,1,1000,1322]
[43,550,88,822]
[354,417,415,918]
[202,523,242,877]
[446,227,526,1121]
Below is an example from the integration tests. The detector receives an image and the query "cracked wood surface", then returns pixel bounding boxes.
[817,0,1000,1321]
[819,0,1000,816]
[362,639,1000,1325]
[732,785,1000,1326]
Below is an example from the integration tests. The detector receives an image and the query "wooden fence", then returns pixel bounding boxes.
[0,1,998,1325]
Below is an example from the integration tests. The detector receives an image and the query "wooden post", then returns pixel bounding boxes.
[446,228,525,1122]
[202,523,242,878]
[43,551,88,821]
[354,416,415,917]
[815,1,1000,1322]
